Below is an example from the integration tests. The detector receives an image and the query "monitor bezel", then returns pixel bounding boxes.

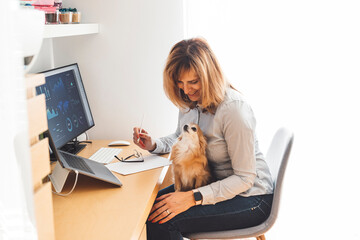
[39,63,95,149]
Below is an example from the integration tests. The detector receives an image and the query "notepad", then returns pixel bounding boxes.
[106,155,171,175]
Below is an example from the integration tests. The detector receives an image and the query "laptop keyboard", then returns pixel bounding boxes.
[60,151,95,174]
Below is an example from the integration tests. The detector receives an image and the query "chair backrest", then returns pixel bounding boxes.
[265,127,294,225]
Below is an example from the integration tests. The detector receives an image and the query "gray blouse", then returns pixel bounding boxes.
[152,88,273,205]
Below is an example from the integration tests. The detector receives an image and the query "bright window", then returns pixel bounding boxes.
[184,1,360,239]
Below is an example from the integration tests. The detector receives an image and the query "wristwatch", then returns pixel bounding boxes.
[192,189,203,205]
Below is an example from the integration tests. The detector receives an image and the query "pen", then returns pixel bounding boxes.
[137,114,144,143]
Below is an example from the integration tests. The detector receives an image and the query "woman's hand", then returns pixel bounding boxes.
[148,191,196,224]
[133,127,156,151]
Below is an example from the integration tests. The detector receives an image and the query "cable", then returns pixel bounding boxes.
[51,170,79,197]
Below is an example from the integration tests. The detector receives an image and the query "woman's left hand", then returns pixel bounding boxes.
[148,191,195,224]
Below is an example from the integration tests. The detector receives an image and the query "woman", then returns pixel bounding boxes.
[133,38,274,240]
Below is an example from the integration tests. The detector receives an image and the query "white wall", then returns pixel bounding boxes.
[48,0,184,140]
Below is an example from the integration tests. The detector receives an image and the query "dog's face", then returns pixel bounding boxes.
[177,123,206,155]
[171,123,211,191]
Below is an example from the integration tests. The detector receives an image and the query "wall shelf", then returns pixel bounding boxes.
[43,23,99,38]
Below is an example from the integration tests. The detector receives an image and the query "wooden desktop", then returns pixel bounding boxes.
[51,140,170,240]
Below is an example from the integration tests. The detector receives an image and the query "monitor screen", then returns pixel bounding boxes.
[36,64,94,149]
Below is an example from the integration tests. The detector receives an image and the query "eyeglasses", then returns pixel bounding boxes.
[114,149,144,163]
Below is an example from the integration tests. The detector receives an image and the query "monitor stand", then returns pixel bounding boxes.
[60,140,86,155]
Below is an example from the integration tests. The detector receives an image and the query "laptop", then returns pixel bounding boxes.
[46,130,122,189]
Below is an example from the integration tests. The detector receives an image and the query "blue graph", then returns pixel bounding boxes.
[57,101,70,114]
[63,101,69,112]
[44,86,50,98]
[51,78,65,94]
[38,85,51,98]
[46,108,58,120]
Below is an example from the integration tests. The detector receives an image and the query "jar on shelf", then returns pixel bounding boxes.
[69,8,81,24]
[59,9,72,24]
[72,11,81,24]
[45,10,59,24]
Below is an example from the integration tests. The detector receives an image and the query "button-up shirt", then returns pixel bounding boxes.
[152,88,273,205]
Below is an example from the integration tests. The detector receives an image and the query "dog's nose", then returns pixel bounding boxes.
[183,124,188,132]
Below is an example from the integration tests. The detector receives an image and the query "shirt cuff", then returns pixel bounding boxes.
[149,139,163,154]
[197,185,215,205]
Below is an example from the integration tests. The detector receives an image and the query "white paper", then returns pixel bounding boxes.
[106,154,171,175]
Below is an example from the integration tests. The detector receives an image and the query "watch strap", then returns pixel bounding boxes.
[192,189,203,205]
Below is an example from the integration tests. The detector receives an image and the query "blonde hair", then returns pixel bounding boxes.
[163,38,229,114]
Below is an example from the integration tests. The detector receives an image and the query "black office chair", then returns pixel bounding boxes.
[184,127,294,240]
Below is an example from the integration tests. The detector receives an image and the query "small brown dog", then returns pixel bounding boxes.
[170,123,212,191]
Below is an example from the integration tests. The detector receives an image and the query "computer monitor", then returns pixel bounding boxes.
[36,63,95,154]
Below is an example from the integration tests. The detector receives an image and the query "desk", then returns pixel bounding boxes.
[52,140,169,240]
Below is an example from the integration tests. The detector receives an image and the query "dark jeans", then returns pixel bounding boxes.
[147,185,273,240]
